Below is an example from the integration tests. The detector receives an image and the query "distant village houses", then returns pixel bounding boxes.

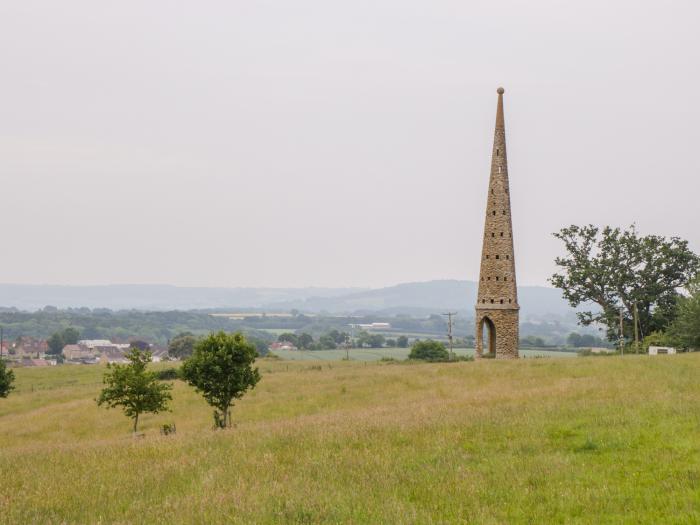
[2,336,169,367]
[269,341,298,351]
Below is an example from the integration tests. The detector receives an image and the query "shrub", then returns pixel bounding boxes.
[409,340,449,362]
[155,368,180,380]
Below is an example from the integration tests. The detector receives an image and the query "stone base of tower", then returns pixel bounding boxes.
[475,308,519,359]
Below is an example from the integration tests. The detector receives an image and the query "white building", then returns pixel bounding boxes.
[78,339,113,349]
[648,346,677,355]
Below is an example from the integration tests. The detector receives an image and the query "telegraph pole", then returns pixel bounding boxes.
[346,325,354,361]
[442,312,457,360]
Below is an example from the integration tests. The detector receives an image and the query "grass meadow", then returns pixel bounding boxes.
[1,355,699,524]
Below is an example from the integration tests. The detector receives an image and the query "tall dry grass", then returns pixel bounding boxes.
[1,356,699,523]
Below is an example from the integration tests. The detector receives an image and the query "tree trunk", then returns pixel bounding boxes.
[133,413,139,433]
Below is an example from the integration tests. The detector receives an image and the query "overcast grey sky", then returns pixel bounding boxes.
[1,1,698,288]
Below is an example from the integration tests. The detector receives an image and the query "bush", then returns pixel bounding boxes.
[155,368,180,380]
[409,340,449,362]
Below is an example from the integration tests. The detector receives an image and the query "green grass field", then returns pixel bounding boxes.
[1,355,699,524]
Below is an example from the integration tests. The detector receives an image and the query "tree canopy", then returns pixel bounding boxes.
[97,348,172,433]
[168,332,199,359]
[46,327,81,355]
[550,225,698,341]
[0,359,15,398]
[356,331,385,348]
[667,278,700,350]
[181,332,260,429]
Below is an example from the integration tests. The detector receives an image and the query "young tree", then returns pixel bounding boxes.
[551,225,699,341]
[409,340,449,362]
[397,335,409,348]
[0,359,15,398]
[97,348,172,433]
[181,332,260,429]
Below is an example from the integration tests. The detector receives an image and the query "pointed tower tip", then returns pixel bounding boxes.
[495,88,505,128]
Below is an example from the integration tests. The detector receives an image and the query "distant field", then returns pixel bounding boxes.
[272,347,577,361]
[1,355,699,523]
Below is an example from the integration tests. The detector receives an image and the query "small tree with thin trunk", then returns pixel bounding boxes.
[0,359,15,398]
[97,348,172,433]
[182,331,260,429]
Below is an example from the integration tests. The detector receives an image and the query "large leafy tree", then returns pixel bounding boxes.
[46,332,65,355]
[62,327,80,345]
[97,348,172,433]
[277,333,299,346]
[46,327,81,355]
[168,332,199,359]
[667,278,700,350]
[297,333,314,350]
[551,225,698,341]
[181,332,260,429]
[0,359,15,398]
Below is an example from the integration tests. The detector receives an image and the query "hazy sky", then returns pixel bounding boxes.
[1,1,698,289]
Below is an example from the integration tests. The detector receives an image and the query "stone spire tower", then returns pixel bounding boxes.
[475,87,519,359]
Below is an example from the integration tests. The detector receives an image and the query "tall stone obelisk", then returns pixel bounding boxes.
[475,87,519,359]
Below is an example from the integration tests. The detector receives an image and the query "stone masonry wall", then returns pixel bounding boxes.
[475,88,520,359]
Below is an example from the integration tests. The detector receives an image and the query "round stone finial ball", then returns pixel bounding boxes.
[497,87,505,94]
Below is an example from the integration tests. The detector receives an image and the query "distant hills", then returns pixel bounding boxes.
[0,280,575,319]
